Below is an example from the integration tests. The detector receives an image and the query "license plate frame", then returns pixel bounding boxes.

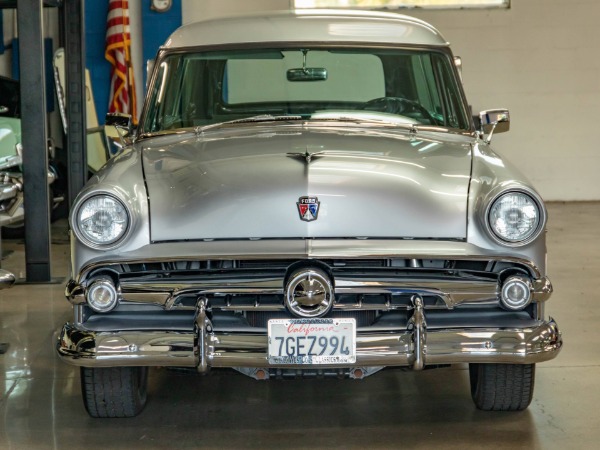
[267,318,356,365]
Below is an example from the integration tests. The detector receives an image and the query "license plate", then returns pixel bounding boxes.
[268,318,356,365]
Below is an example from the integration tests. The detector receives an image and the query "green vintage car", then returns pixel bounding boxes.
[0,75,67,232]
[0,76,25,228]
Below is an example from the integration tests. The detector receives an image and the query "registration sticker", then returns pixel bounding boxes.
[267,318,356,365]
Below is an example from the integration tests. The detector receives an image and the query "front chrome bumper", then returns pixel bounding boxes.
[56,312,562,371]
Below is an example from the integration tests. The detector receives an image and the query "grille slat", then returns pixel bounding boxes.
[119,258,511,276]
[244,310,377,328]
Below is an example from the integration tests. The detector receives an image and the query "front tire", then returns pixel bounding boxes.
[469,363,535,411]
[81,367,148,418]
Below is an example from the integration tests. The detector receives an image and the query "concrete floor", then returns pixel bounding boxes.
[0,202,597,449]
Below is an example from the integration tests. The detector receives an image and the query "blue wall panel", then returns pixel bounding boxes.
[85,0,111,122]
[141,0,183,88]
[85,0,182,124]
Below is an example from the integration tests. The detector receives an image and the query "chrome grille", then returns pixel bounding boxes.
[74,257,542,314]
[118,257,507,274]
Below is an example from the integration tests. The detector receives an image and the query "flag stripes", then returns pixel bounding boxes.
[105,0,137,123]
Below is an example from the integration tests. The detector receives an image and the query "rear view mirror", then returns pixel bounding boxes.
[287,49,327,82]
[287,68,328,82]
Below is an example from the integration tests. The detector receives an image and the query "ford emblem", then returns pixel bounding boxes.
[297,196,320,222]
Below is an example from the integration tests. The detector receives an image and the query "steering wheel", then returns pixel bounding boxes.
[359,97,436,124]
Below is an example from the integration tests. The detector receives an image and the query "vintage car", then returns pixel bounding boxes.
[0,76,64,233]
[57,10,562,418]
[0,75,26,229]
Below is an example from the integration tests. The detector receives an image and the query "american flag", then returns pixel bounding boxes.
[105,0,137,122]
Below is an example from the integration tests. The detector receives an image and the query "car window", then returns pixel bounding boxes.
[225,51,385,103]
[143,47,469,133]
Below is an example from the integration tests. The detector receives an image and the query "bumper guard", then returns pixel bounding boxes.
[57,296,562,371]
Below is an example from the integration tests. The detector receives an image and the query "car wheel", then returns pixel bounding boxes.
[81,367,148,418]
[469,363,535,411]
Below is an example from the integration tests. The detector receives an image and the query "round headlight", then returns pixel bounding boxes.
[500,276,532,311]
[488,191,541,244]
[87,278,119,313]
[76,194,129,246]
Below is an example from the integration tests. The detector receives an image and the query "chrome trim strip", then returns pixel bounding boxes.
[117,277,500,308]
[335,277,499,307]
[74,243,544,282]
[67,275,552,311]
[57,318,562,368]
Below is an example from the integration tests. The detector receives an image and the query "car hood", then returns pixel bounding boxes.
[142,126,472,242]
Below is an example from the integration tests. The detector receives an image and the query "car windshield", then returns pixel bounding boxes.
[141,46,470,134]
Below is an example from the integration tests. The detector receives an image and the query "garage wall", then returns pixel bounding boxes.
[181,0,288,23]
[182,0,599,201]
[411,1,599,201]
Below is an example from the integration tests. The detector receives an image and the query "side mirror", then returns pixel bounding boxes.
[479,109,510,143]
[106,112,132,130]
[105,113,133,148]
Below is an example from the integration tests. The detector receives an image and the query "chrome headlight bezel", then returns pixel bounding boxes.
[484,189,546,247]
[72,192,132,249]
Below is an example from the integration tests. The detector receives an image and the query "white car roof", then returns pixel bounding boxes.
[163,9,449,49]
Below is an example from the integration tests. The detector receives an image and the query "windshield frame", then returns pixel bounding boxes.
[138,42,475,138]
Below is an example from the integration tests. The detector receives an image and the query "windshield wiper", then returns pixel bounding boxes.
[309,115,418,133]
[308,113,457,134]
[195,115,303,135]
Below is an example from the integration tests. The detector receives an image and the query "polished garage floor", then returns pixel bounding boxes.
[0,203,597,449]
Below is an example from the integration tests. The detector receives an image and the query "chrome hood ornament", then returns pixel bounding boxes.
[286,150,325,164]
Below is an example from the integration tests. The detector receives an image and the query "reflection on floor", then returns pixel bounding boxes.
[0,203,598,449]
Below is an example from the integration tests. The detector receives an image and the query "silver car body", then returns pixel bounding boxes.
[58,10,561,414]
